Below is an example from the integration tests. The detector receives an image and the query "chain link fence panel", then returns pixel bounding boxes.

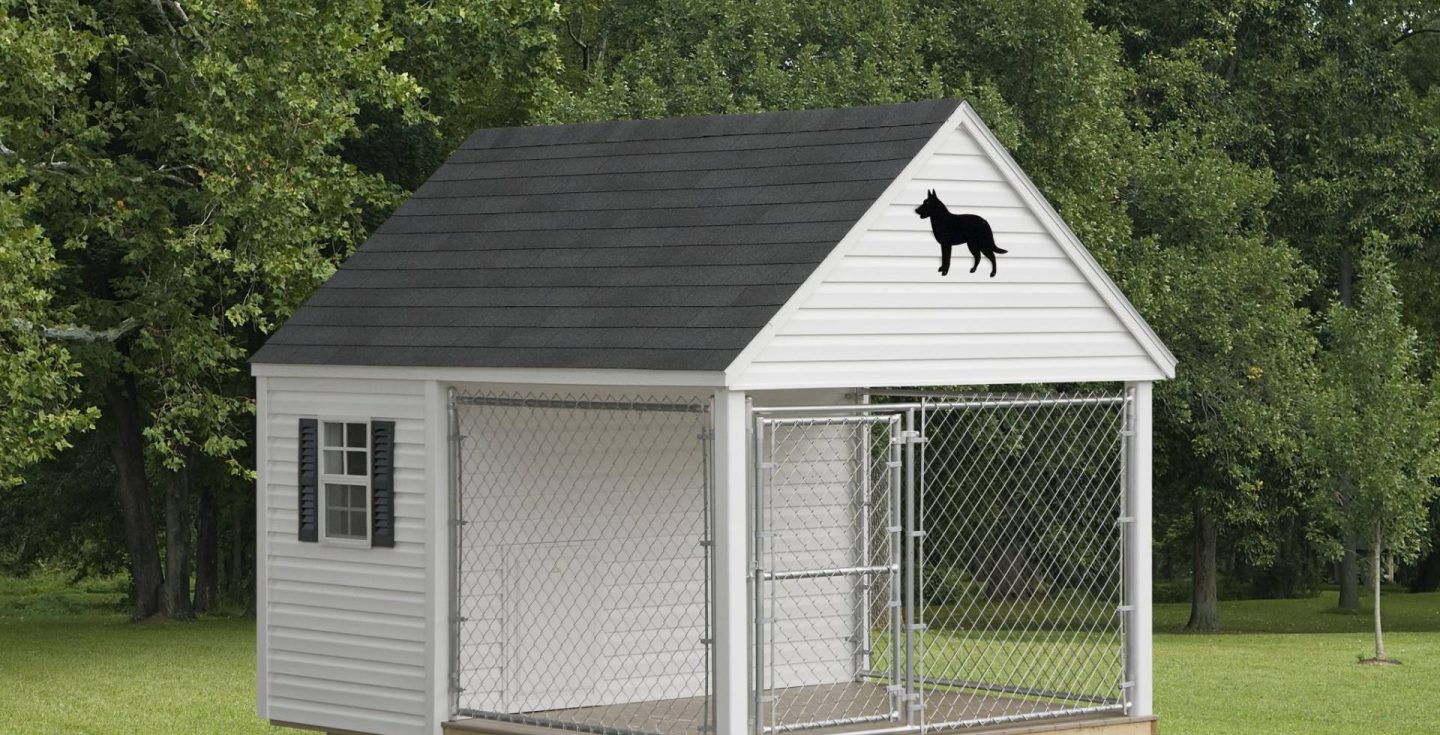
[451,391,714,735]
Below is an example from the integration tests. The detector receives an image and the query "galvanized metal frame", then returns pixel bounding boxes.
[750,390,1130,735]
[449,390,714,735]
[445,388,1137,735]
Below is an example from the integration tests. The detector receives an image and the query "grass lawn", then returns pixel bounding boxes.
[1,575,1437,734]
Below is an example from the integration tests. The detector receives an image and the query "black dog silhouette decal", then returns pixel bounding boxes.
[914,190,1006,277]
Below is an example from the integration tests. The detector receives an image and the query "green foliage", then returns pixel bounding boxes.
[2,0,426,474]
[0,0,1437,620]
[1308,243,1440,563]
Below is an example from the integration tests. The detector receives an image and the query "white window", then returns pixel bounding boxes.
[320,420,370,543]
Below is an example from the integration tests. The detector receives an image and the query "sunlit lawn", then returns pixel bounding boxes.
[1,575,1436,734]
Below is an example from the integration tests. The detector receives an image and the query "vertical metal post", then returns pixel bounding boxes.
[752,412,768,735]
[713,390,750,735]
[447,388,464,711]
[1124,382,1154,717]
[1117,391,1130,710]
[700,416,714,734]
[903,408,918,727]
[857,396,873,679]
[915,402,929,733]
[887,416,904,721]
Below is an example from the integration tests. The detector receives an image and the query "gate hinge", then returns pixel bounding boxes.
[895,430,927,445]
[698,429,715,440]
[451,519,469,528]
[1117,516,1136,524]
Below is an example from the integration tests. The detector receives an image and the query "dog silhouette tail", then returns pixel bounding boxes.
[992,246,1008,254]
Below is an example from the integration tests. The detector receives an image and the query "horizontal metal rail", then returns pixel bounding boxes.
[757,413,900,425]
[456,710,668,735]
[763,564,898,581]
[753,396,1125,415]
[761,712,895,734]
[453,394,707,413]
[924,703,1127,731]
[856,672,1118,706]
[777,703,1123,735]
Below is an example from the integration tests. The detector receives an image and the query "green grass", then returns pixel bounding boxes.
[0,571,128,617]
[0,614,284,735]
[0,580,1436,734]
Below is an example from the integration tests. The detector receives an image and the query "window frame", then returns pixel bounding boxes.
[317,417,372,547]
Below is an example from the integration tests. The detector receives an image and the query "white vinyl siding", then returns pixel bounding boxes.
[260,377,431,735]
[732,117,1168,390]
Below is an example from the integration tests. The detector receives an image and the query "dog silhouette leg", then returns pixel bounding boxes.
[939,243,951,275]
[985,251,998,277]
[969,243,981,273]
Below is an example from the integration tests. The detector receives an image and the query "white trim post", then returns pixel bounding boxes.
[426,381,453,733]
[1125,381,1154,716]
[713,389,749,735]
[255,376,269,720]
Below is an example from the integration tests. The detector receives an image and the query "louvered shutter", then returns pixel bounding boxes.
[297,418,319,542]
[371,420,396,548]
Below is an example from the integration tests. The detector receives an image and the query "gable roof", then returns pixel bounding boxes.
[251,99,963,370]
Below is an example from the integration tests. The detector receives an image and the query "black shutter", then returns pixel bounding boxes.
[297,418,319,542]
[371,420,396,548]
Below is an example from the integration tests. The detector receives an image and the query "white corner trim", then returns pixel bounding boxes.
[423,381,451,733]
[721,101,972,384]
[952,102,1177,377]
[250,362,727,388]
[254,375,269,719]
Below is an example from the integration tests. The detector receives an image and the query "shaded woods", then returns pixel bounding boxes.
[2,1,1438,635]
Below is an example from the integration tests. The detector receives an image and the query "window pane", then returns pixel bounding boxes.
[324,483,367,540]
[346,451,367,476]
[327,506,347,537]
[324,450,343,475]
[347,423,367,448]
[348,510,367,539]
[323,422,343,448]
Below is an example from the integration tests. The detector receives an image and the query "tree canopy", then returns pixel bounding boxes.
[1,0,1437,625]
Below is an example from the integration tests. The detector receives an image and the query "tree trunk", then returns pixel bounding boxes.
[194,478,219,613]
[164,448,194,620]
[1186,504,1220,631]
[1372,529,1386,661]
[1338,246,1355,308]
[229,504,247,600]
[1339,544,1360,611]
[104,376,165,621]
[1408,547,1440,593]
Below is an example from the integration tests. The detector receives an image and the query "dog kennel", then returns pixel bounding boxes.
[252,99,1172,735]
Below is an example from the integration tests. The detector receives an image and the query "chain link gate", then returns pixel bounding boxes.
[753,390,1129,735]
[450,391,715,735]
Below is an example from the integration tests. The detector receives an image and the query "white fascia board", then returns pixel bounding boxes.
[721,102,972,387]
[250,362,727,388]
[953,102,1177,377]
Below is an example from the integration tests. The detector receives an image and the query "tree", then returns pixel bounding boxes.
[1,0,423,618]
[1309,242,1440,662]
[1126,131,1318,631]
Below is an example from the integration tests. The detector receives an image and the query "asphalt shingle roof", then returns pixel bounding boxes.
[252,99,961,370]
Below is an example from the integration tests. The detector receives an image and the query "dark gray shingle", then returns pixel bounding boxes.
[252,99,960,370]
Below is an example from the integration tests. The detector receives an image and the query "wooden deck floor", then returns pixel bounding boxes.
[446,682,1147,735]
